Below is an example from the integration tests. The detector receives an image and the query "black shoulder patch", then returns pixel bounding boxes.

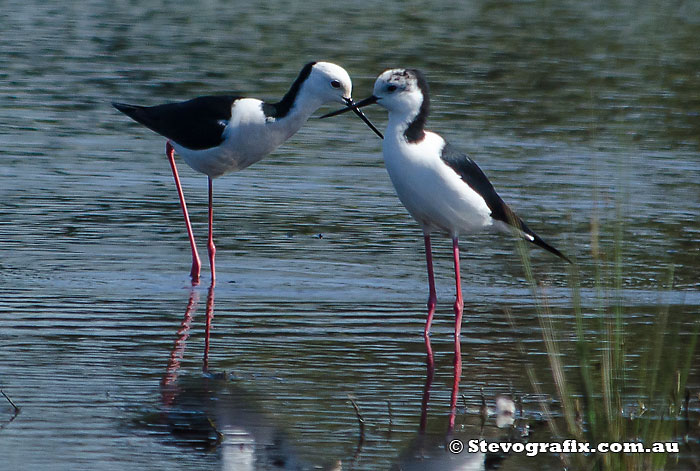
[404,69,430,143]
[266,61,316,118]
[113,95,240,150]
[261,102,278,118]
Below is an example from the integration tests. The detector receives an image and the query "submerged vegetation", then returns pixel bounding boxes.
[509,205,699,470]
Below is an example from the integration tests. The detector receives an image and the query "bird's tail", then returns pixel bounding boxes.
[506,211,572,264]
[112,102,151,127]
[527,229,572,264]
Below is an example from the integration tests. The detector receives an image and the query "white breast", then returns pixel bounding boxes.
[383,132,493,236]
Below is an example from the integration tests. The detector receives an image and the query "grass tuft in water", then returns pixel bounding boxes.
[510,209,698,470]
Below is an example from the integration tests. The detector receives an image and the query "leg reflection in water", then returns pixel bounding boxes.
[161,289,199,407]
[202,283,215,373]
[155,283,341,470]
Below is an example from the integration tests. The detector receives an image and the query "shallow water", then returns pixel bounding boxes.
[1,1,699,470]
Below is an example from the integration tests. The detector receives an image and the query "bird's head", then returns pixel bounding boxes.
[307,61,354,105]
[320,68,429,139]
[308,61,384,138]
[371,68,428,116]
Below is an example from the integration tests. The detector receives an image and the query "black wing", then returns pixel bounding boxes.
[113,95,241,150]
[440,143,571,263]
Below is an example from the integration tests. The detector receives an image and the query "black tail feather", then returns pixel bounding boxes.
[507,212,572,264]
[529,232,572,264]
[112,102,152,128]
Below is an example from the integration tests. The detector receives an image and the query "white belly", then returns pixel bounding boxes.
[174,131,280,178]
[383,133,493,236]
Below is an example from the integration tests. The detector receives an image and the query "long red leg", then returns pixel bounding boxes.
[207,177,216,286]
[448,236,464,432]
[423,234,437,337]
[452,236,464,337]
[166,141,201,285]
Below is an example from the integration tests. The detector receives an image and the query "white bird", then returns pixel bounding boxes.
[322,68,570,428]
[114,61,381,285]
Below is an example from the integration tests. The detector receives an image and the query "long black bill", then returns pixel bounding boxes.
[321,96,383,139]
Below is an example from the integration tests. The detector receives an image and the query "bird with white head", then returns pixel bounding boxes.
[114,61,380,285]
[323,67,571,429]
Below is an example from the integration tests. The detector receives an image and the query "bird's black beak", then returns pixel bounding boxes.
[321,96,383,139]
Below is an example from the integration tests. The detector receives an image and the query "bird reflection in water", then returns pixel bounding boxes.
[390,334,520,471]
[153,287,521,470]
[156,283,340,470]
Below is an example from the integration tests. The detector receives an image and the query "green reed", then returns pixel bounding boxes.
[511,208,698,470]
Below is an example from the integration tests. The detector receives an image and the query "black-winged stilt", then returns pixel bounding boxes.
[114,61,380,285]
[323,68,570,429]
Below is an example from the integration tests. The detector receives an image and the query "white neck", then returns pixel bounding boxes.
[385,109,418,144]
[380,89,426,143]
[270,85,325,140]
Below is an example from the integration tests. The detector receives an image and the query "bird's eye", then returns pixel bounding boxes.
[387,85,397,92]
[330,80,341,89]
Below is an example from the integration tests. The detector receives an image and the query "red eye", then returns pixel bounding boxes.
[387,85,397,92]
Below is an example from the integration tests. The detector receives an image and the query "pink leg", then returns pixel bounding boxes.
[423,234,437,337]
[421,234,437,432]
[207,177,216,286]
[452,236,464,337]
[448,236,464,432]
[166,142,201,285]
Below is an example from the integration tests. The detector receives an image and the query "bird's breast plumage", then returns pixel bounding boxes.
[382,131,493,236]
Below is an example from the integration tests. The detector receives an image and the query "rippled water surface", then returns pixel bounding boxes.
[1,1,699,470]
